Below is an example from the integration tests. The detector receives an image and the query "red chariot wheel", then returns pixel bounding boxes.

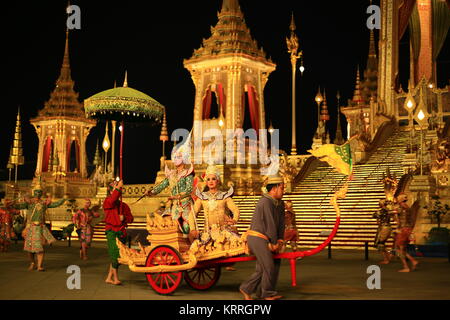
[184,266,221,290]
[145,245,183,295]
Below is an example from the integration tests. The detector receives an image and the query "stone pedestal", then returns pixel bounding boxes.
[402,153,418,174]
[409,175,436,245]
[409,175,435,196]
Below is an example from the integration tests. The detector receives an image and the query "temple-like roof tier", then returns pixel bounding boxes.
[186,0,272,65]
[34,30,87,120]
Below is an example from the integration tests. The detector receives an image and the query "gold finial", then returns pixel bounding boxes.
[123,71,128,88]
[290,12,296,31]
[160,112,169,142]
[11,107,24,166]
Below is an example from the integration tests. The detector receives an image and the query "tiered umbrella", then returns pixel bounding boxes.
[84,73,165,180]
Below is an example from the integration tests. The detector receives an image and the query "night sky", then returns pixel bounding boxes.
[2,1,449,184]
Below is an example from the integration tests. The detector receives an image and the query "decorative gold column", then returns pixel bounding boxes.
[111,120,117,177]
[286,13,303,155]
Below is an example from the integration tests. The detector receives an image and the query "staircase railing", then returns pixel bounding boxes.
[315,129,405,220]
[292,156,321,186]
[362,119,397,162]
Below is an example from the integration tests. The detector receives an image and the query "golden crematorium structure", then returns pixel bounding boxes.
[2,0,450,248]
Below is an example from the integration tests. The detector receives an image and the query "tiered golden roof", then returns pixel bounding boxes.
[35,30,85,120]
[361,30,378,104]
[10,109,24,166]
[350,66,365,107]
[187,0,271,63]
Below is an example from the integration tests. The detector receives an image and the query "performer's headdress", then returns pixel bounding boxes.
[171,131,192,165]
[203,164,221,182]
[32,176,44,192]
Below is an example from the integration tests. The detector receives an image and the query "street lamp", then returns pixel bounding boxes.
[218,112,224,128]
[102,121,111,181]
[413,94,429,176]
[268,121,275,155]
[403,91,416,152]
[286,13,303,155]
[315,88,323,136]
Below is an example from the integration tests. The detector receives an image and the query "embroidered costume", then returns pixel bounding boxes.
[194,185,240,243]
[73,207,100,247]
[15,198,65,253]
[373,205,393,251]
[150,165,195,234]
[0,201,20,252]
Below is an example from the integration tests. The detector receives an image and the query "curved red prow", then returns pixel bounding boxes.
[274,215,340,259]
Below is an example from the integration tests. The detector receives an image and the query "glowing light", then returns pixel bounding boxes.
[315,92,323,103]
[418,110,425,121]
[102,138,110,151]
[299,65,305,74]
[218,119,224,127]
[119,125,123,133]
[406,100,414,109]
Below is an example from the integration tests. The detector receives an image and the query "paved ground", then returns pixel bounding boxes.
[0,240,449,300]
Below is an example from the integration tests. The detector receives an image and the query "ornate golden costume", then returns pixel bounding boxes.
[194,186,240,237]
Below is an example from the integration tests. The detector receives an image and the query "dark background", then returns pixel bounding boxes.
[1,0,449,184]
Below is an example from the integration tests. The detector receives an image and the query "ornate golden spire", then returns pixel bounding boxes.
[361,30,378,104]
[123,71,128,88]
[352,66,364,106]
[290,12,296,31]
[160,111,168,142]
[320,89,330,121]
[11,108,24,166]
[187,0,270,63]
[221,0,240,13]
[35,25,84,119]
[334,91,345,145]
[93,140,101,167]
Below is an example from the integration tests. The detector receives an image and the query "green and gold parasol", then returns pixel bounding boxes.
[84,72,165,123]
[84,72,165,179]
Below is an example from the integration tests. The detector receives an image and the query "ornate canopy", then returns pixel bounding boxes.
[84,76,165,124]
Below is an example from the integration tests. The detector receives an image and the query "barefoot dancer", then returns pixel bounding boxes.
[393,193,419,272]
[103,179,134,285]
[72,199,100,260]
[14,182,66,271]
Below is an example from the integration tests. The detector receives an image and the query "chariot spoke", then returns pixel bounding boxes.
[164,275,170,289]
[167,274,176,285]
